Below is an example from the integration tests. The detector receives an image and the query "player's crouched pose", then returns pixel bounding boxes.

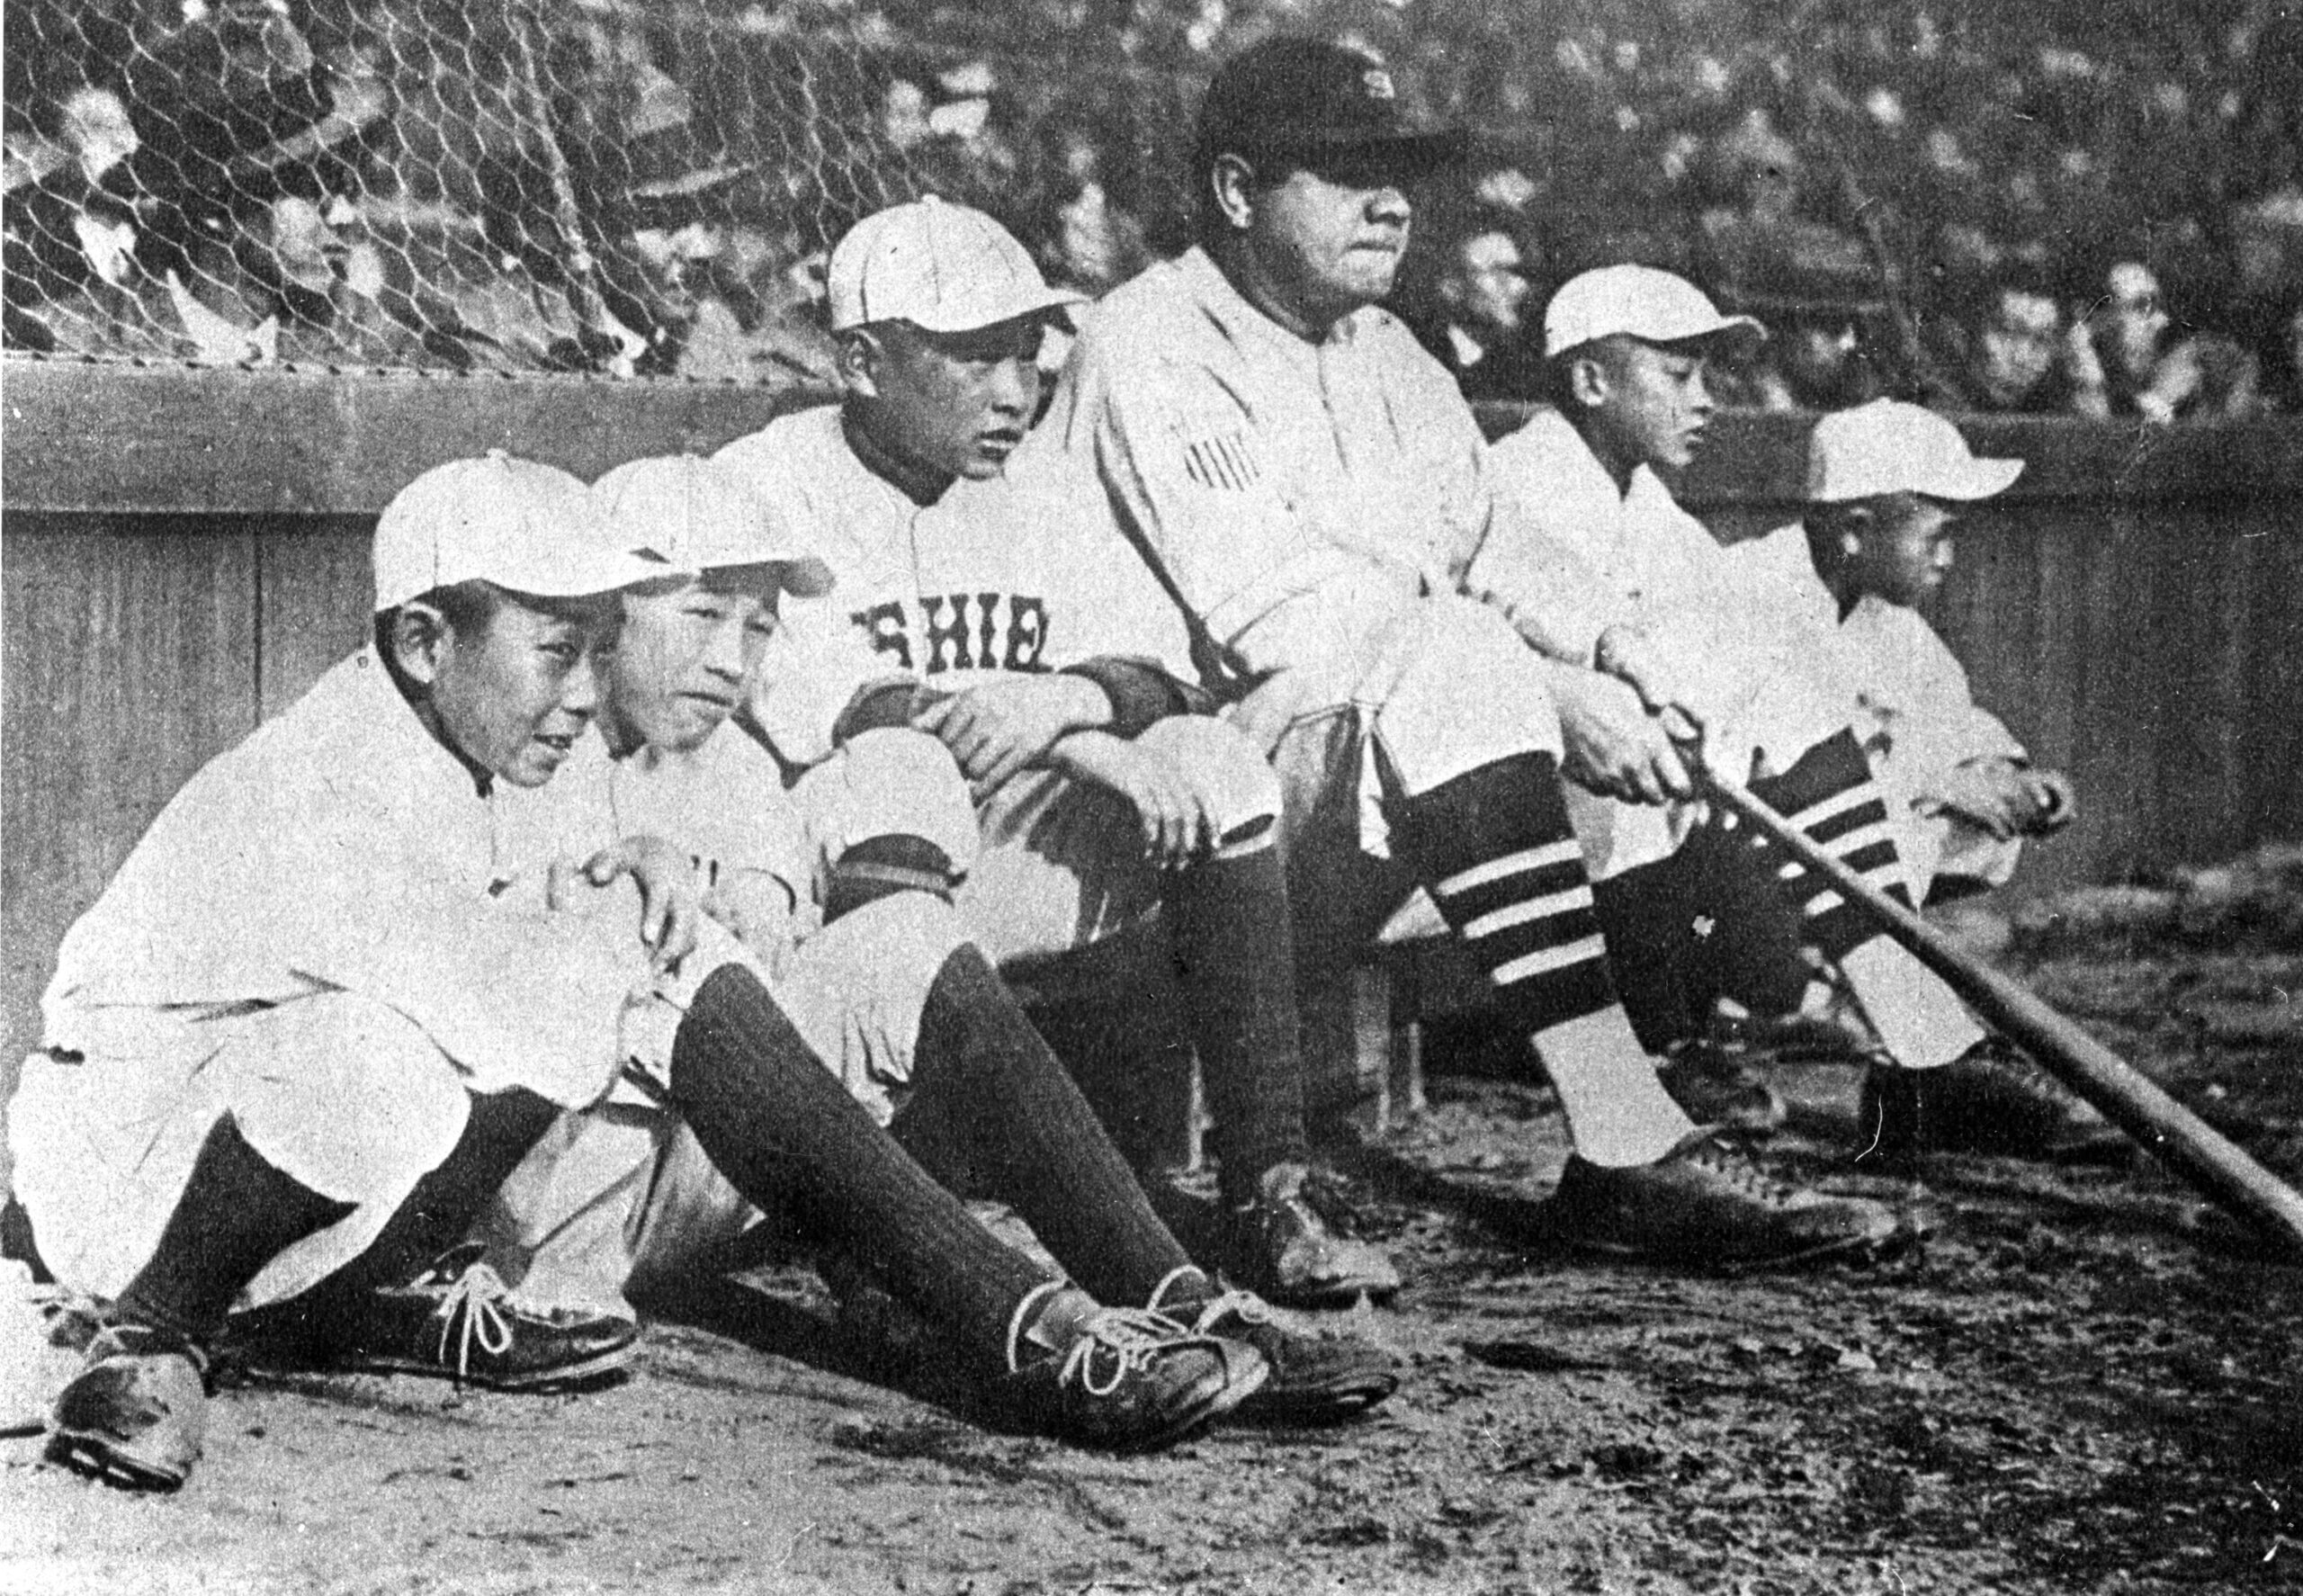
[8,455,1351,1493]
[479,456,1398,1430]
[714,200,1399,1307]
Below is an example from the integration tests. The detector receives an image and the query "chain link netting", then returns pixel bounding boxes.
[2,0,954,381]
[4,1,2297,393]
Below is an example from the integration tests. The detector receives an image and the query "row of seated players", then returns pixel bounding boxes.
[10,40,2101,1492]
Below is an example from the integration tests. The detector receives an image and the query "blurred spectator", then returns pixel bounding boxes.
[1928,267,2096,414]
[1402,209,1546,400]
[1714,301,1888,412]
[2068,258,2259,424]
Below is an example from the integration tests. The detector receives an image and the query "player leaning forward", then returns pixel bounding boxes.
[712,198,1398,1305]
[1033,37,1906,1266]
[484,452,1396,1424]
[14,456,1277,1492]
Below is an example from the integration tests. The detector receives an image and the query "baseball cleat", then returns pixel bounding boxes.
[47,1323,210,1491]
[317,1244,638,1391]
[1542,1129,1910,1270]
[1859,1041,2130,1164]
[996,1288,1266,1453]
[1148,1269,1399,1423]
[1221,1161,1402,1308]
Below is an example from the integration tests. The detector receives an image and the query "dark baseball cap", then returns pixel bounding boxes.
[1194,38,1469,178]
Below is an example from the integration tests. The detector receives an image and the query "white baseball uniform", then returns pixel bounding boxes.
[1479,408,1857,881]
[714,403,1283,967]
[8,650,730,1309]
[1029,247,1593,973]
[1728,522,2032,898]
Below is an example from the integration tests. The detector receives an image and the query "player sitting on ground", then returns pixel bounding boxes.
[1032,38,1910,1269]
[1481,267,2119,1161]
[712,200,1400,1308]
[9,455,1277,1492]
[479,453,1396,1425]
[1728,399,2077,909]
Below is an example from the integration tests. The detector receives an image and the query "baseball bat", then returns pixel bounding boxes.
[1699,768,2303,1256]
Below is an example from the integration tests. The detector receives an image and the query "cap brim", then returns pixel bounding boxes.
[1919,456,2025,501]
[515,544,676,600]
[775,555,837,597]
[1243,126,1471,176]
[897,285,1087,336]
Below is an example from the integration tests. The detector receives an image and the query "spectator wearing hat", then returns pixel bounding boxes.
[1035,39,1911,1271]
[1481,271,2119,1163]
[1727,400,2077,904]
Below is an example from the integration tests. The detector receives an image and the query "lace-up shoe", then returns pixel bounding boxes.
[1546,1130,1908,1270]
[996,1286,1265,1452]
[321,1244,637,1390]
[1221,1162,1401,1307]
[1148,1269,1397,1422]
[48,1323,210,1490]
[1861,1040,2129,1163]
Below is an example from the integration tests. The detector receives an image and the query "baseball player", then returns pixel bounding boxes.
[11,455,1268,1491]
[480,452,1397,1425]
[1481,266,2119,1161]
[712,198,1402,1307]
[1029,38,1909,1269]
[1726,399,2076,906]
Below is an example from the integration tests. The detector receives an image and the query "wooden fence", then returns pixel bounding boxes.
[4,360,2300,1107]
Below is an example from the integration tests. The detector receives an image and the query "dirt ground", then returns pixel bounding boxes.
[4,849,2299,1596]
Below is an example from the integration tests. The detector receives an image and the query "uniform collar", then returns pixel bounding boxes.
[1176,246,1373,369]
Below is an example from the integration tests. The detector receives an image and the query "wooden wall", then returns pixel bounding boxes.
[4,362,2301,1124]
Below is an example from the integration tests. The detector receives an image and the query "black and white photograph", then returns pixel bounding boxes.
[2,2,2299,1591]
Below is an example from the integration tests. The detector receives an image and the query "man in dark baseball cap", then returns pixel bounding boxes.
[1192,36,1469,181]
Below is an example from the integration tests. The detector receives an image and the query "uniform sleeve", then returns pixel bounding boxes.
[1465,422,1644,665]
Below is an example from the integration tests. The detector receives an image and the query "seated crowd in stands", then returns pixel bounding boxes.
[4,1,2302,418]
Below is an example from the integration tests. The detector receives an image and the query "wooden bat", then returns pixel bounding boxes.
[1699,768,2303,1257]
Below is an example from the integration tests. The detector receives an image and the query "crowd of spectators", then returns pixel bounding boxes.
[4,0,2301,419]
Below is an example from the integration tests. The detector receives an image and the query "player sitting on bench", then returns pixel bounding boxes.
[1728,399,2077,910]
[713,200,1401,1308]
[1482,266,2118,1162]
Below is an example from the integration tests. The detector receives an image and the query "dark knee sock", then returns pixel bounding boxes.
[1747,731,1913,958]
[897,943,1195,1307]
[670,963,1051,1358]
[1165,847,1310,1206]
[115,1116,354,1340]
[1390,751,1623,1036]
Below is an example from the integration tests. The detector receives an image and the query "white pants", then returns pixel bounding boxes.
[958,713,1283,964]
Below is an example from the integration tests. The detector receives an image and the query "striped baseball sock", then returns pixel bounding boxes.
[1747,732,1982,1070]
[1393,752,1693,1167]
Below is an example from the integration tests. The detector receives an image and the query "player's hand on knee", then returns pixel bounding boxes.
[1925,758,2030,840]
[1047,731,1214,868]
[1555,669,1695,805]
[911,677,1111,794]
[582,835,703,973]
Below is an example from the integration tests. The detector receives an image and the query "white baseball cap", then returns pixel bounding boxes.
[592,453,835,596]
[372,450,665,613]
[1806,399,2024,503]
[828,195,1085,334]
[1543,264,1765,358]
